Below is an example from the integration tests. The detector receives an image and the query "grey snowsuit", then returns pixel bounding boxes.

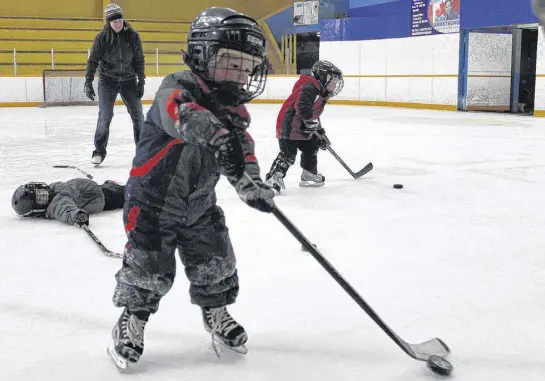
[113,70,262,314]
[45,179,125,225]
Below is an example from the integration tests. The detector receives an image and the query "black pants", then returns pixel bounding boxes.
[100,182,126,211]
[113,205,238,314]
[267,137,319,178]
[93,77,144,157]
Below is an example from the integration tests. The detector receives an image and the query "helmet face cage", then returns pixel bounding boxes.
[187,14,268,105]
[206,44,268,103]
[312,60,344,98]
[12,182,51,217]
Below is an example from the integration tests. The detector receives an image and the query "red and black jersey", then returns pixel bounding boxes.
[276,75,327,141]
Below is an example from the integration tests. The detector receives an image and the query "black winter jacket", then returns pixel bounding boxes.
[85,23,145,83]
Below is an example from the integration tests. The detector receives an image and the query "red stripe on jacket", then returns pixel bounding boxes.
[130,139,184,177]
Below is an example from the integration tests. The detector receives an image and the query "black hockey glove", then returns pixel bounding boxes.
[211,131,245,181]
[302,119,319,135]
[315,129,330,150]
[137,80,145,98]
[74,211,89,228]
[236,177,275,213]
[84,81,95,101]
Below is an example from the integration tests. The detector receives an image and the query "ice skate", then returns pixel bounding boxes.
[202,306,248,356]
[265,172,285,194]
[107,308,149,371]
[299,169,325,187]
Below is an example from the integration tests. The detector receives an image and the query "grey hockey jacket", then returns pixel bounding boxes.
[45,179,105,225]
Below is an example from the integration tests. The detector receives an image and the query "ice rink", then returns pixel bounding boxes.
[0,103,544,380]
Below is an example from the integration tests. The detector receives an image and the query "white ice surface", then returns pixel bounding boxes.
[0,104,544,380]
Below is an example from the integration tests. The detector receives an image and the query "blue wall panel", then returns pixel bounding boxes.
[266,0,538,42]
[320,14,408,41]
[348,0,409,18]
[460,0,538,29]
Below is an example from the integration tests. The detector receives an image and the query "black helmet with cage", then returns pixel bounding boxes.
[11,182,52,217]
[185,7,268,106]
[311,60,344,98]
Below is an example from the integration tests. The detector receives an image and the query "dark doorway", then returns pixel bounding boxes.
[296,32,319,74]
[518,28,538,114]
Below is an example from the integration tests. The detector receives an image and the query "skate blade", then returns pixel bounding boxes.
[299,180,324,187]
[107,343,128,372]
[212,335,248,356]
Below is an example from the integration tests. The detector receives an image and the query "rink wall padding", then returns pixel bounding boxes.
[3,24,545,115]
[318,34,460,109]
[0,75,457,111]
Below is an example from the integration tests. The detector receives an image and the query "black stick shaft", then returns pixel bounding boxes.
[271,206,412,356]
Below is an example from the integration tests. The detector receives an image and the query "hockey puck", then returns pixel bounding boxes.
[426,355,453,376]
[393,184,403,189]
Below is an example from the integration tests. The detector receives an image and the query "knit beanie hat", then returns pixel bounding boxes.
[105,3,123,22]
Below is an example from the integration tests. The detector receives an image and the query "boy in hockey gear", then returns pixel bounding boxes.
[265,60,343,192]
[108,7,274,369]
[11,179,125,227]
[85,3,146,166]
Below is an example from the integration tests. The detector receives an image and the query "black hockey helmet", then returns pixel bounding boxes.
[311,60,344,98]
[185,7,268,105]
[11,182,51,217]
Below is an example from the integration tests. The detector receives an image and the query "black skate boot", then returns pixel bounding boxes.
[202,306,248,356]
[107,308,149,372]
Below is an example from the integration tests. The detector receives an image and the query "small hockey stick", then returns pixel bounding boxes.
[82,225,123,258]
[243,173,450,364]
[53,165,93,179]
[314,132,373,179]
[272,205,449,362]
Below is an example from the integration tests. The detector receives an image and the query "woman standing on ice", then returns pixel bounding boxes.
[84,3,146,166]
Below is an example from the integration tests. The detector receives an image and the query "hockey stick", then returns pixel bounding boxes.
[272,206,449,362]
[53,165,93,179]
[82,225,123,258]
[243,173,449,362]
[314,132,373,179]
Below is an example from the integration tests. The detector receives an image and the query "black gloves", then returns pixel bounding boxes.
[84,81,95,101]
[210,132,246,181]
[315,128,330,150]
[236,176,275,213]
[302,119,319,135]
[74,211,89,228]
[137,80,145,98]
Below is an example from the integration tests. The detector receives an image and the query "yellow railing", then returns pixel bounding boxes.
[280,34,297,75]
[1,48,189,76]
[0,16,189,76]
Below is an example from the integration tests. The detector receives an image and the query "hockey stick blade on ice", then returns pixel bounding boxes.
[53,165,93,179]
[325,145,373,179]
[314,132,372,179]
[243,172,449,363]
[82,225,122,258]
